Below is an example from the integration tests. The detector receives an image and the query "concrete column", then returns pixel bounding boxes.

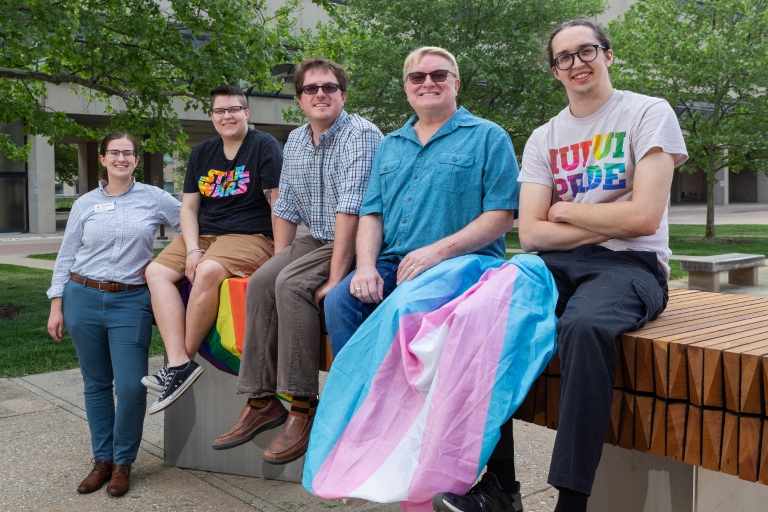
[77,142,99,194]
[758,170,768,203]
[713,168,728,206]
[27,135,56,234]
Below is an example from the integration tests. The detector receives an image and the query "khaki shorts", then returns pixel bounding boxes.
[153,234,274,278]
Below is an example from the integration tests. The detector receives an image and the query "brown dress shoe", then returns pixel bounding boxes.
[77,460,113,493]
[106,464,131,497]
[212,396,288,450]
[263,411,314,465]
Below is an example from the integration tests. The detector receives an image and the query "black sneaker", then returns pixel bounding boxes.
[432,473,523,512]
[141,364,169,392]
[148,361,204,415]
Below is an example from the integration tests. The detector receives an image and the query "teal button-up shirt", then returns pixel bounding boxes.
[360,107,519,261]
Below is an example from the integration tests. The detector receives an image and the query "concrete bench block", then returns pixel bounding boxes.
[164,355,304,482]
[680,253,764,292]
[729,266,759,286]
[589,444,768,512]
[688,270,720,293]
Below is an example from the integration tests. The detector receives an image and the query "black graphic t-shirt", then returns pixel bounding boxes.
[183,129,283,236]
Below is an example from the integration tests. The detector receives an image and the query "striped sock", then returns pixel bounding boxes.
[290,396,319,416]
[247,396,272,409]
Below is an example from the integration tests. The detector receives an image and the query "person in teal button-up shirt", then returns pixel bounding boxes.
[325,46,519,352]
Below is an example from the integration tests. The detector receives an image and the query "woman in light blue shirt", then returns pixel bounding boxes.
[46,132,180,497]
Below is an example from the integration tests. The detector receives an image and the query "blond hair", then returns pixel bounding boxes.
[402,47,460,82]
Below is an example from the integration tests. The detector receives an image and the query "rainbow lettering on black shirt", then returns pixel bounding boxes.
[198,166,250,197]
[548,131,627,199]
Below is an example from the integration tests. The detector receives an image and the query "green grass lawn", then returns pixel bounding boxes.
[0,264,164,377]
[506,225,768,282]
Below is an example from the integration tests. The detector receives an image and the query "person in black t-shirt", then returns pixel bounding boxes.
[143,85,283,414]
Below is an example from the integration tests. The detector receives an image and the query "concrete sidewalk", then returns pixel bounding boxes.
[0,358,559,511]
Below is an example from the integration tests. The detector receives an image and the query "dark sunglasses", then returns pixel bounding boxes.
[299,83,342,95]
[406,69,456,84]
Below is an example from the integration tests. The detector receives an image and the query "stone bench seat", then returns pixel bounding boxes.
[680,253,765,292]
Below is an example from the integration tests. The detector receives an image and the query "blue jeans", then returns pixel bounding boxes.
[62,279,153,465]
[324,260,399,356]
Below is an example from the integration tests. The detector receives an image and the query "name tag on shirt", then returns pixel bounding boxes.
[94,203,115,213]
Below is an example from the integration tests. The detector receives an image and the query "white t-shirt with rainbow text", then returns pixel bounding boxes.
[520,89,688,276]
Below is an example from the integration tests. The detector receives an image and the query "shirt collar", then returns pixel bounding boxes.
[302,110,349,148]
[98,177,137,197]
[391,106,479,143]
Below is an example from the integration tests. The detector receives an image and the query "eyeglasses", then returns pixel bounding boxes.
[298,83,342,95]
[105,150,136,158]
[211,105,247,116]
[406,69,456,84]
[552,45,606,70]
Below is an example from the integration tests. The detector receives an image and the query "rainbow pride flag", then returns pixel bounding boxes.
[303,254,558,511]
[179,277,247,376]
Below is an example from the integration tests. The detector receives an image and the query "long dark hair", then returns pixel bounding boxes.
[99,131,139,182]
[546,19,611,67]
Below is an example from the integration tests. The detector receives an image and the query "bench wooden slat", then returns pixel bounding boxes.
[683,404,702,466]
[761,420,768,485]
[739,416,762,482]
[741,350,768,415]
[721,412,740,476]
[633,395,654,453]
[701,408,724,471]
[605,389,622,446]
[666,402,687,462]
[650,398,667,457]
[619,392,636,450]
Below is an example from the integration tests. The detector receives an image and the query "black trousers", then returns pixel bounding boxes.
[491,245,668,495]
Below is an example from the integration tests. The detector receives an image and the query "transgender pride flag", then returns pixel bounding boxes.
[303,254,558,511]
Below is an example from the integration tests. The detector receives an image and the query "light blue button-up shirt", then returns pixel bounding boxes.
[47,180,181,298]
[359,107,519,261]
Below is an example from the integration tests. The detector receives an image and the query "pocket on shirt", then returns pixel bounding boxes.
[380,159,401,202]
[435,153,474,194]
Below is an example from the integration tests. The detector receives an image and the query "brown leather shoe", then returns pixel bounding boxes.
[263,411,314,465]
[106,464,131,497]
[76,460,113,493]
[212,397,288,450]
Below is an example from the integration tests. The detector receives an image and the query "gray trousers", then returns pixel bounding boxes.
[237,235,333,398]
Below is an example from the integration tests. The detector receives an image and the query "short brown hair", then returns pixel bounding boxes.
[294,58,348,96]
[403,47,460,82]
[547,19,611,67]
[210,84,248,109]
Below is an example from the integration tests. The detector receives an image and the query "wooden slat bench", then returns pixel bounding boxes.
[679,253,765,292]
[515,287,768,486]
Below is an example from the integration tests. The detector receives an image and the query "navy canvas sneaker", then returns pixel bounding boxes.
[432,473,523,512]
[148,360,203,415]
[141,364,169,392]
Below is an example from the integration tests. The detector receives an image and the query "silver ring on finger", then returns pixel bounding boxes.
[355,287,362,293]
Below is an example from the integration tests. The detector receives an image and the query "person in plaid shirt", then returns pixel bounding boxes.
[212,58,383,464]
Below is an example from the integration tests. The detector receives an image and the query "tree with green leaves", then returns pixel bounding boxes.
[0,0,302,161]
[290,0,605,151]
[609,0,768,237]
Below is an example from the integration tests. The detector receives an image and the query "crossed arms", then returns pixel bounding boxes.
[518,148,675,253]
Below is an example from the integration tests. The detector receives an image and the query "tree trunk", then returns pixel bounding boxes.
[706,168,716,239]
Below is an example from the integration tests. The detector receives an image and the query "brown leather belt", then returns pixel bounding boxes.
[70,273,146,292]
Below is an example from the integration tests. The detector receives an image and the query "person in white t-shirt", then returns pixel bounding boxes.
[431,19,688,512]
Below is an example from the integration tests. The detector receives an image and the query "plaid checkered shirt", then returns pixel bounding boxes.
[273,110,383,242]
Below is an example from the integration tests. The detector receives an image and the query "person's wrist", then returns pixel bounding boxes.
[186,248,205,257]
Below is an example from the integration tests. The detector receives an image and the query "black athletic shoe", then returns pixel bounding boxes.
[432,473,523,512]
[148,360,203,415]
[141,364,169,392]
